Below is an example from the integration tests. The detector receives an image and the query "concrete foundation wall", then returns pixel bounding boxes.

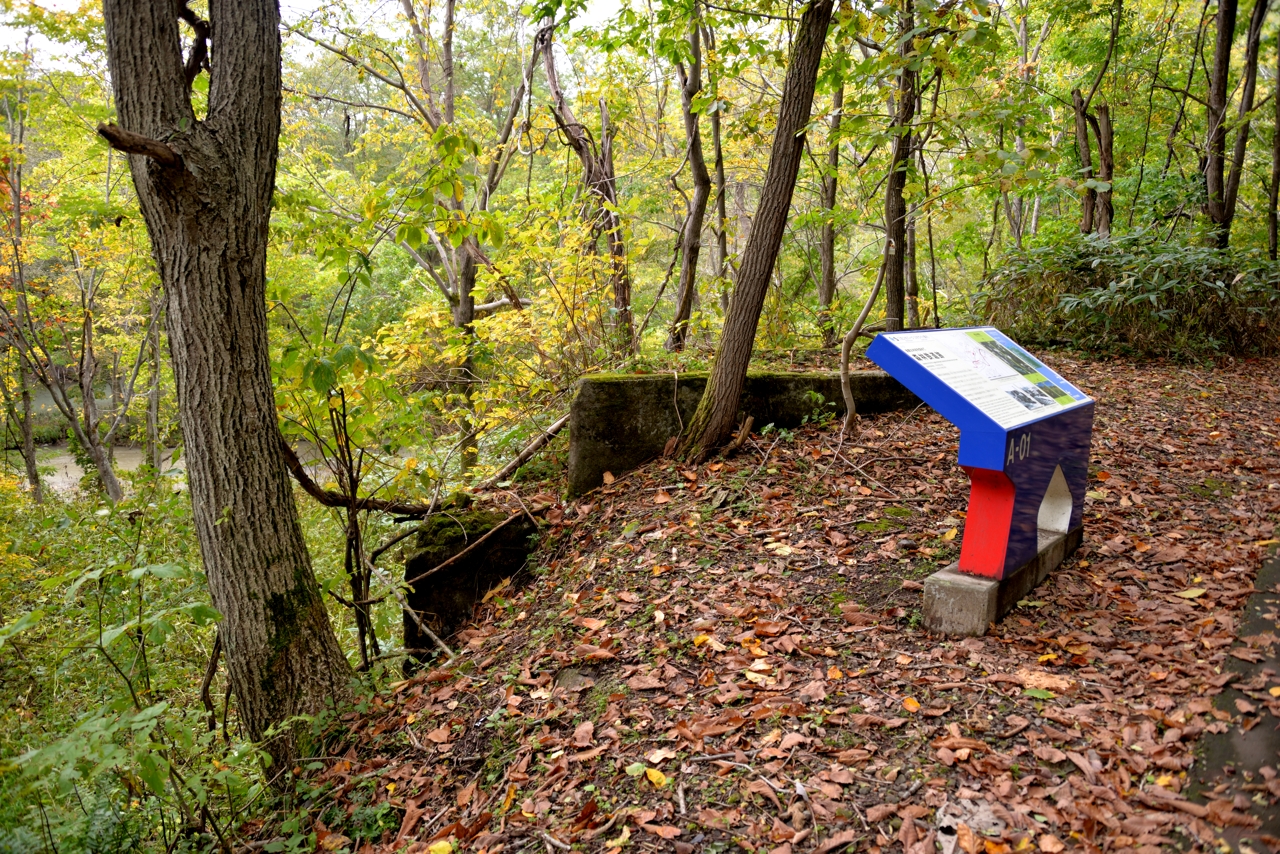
[567,369,917,495]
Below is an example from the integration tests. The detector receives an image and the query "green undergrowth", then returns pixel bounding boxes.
[0,470,401,853]
[982,230,1280,358]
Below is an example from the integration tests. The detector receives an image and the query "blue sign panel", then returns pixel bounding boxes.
[866,328,1094,580]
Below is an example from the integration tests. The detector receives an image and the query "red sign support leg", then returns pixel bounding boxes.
[957,466,1016,578]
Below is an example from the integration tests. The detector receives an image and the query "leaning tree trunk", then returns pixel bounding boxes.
[883,0,918,333]
[1072,88,1097,234]
[1270,37,1280,260]
[100,0,352,766]
[680,0,834,461]
[818,86,844,348]
[1204,0,1240,247]
[667,21,713,352]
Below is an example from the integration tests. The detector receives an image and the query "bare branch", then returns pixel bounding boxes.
[283,86,421,123]
[280,438,440,516]
[96,123,181,167]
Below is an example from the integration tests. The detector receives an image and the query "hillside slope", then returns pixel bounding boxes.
[289,357,1280,854]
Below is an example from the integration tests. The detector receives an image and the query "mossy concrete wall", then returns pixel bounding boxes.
[567,369,916,495]
[402,510,537,669]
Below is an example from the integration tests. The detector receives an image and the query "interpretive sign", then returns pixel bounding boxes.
[866,327,1094,581]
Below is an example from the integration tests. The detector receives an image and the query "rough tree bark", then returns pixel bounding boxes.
[818,86,844,348]
[100,0,352,765]
[679,0,834,461]
[1204,0,1240,247]
[539,23,634,349]
[883,0,918,332]
[667,19,712,352]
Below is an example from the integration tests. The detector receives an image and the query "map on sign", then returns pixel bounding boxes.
[878,328,1090,429]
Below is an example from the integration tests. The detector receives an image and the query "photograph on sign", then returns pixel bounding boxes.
[879,328,1089,429]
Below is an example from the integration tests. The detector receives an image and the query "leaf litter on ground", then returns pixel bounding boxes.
[290,356,1280,854]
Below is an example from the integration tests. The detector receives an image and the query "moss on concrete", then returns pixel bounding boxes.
[402,510,538,670]
[566,369,917,495]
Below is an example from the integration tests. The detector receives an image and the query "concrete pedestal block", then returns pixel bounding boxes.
[923,526,1082,636]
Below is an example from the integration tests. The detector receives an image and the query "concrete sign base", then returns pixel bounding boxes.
[922,527,1082,636]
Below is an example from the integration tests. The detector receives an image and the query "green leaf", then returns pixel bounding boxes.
[184,603,223,626]
[137,751,169,796]
[0,610,44,650]
[1023,688,1055,700]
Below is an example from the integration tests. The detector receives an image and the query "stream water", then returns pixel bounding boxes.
[22,443,185,494]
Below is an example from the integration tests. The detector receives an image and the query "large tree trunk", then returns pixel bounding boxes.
[667,20,713,352]
[1271,36,1280,260]
[1204,0,1240,247]
[680,0,834,461]
[1072,88,1097,234]
[818,86,844,348]
[100,0,352,765]
[1222,0,1271,245]
[539,24,634,350]
[883,0,917,333]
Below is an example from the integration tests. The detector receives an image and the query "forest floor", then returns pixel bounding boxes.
[286,355,1280,854]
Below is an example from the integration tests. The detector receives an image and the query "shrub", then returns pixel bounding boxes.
[980,231,1280,357]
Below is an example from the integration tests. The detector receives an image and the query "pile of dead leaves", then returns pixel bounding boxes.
[283,356,1280,854]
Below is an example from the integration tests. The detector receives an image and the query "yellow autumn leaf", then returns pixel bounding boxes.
[1174,588,1207,599]
[1269,686,1280,697]
[903,697,921,713]
[428,841,453,854]
[645,767,669,787]
[942,528,958,541]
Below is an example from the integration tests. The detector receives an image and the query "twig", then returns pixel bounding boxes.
[725,416,755,454]
[540,831,571,850]
[582,812,621,840]
[280,438,439,515]
[478,414,570,489]
[199,630,221,733]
